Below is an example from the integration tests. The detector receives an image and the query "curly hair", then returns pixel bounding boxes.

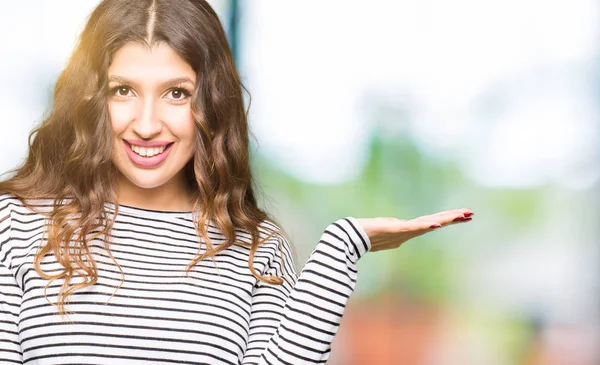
[0,0,285,317]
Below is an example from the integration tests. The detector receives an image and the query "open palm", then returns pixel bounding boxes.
[357,208,473,252]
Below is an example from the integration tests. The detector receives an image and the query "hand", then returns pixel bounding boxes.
[356,208,473,252]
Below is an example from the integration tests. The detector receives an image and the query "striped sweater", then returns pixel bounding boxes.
[0,194,370,364]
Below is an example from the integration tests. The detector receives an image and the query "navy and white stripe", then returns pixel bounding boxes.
[0,193,370,364]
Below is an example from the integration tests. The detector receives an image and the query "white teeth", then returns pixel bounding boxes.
[129,144,168,157]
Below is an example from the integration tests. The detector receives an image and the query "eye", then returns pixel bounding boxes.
[117,87,130,96]
[171,89,183,99]
[110,85,134,97]
[165,88,192,102]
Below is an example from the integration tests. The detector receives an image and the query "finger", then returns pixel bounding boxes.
[419,218,472,231]
[415,208,473,223]
[447,217,473,226]
[404,219,444,231]
[427,208,473,220]
[412,214,473,228]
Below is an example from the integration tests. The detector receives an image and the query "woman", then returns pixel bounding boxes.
[0,0,472,364]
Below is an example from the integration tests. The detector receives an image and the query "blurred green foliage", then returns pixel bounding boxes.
[252,124,546,306]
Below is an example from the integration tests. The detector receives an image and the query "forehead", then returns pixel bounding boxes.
[108,42,196,82]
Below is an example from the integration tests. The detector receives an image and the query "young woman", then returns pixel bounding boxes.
[0,0,472,364]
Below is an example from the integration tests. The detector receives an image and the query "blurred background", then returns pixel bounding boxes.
[0,1,598,364]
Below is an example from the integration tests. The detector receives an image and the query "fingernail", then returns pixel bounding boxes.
[430,224,442,229]
[464,212,473,217]
[453,217,467,222]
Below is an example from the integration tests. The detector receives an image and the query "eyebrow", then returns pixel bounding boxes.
[108,75,195,88]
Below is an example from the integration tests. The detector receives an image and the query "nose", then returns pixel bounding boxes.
[132,98,162,138]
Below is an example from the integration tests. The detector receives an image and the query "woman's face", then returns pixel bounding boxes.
[108,42,196,194]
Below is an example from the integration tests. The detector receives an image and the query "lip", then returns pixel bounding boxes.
[123,140,174,168]
[124,139,173,148]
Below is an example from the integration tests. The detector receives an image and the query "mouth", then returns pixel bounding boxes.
[124,140,174,157]
[122,140,175,167]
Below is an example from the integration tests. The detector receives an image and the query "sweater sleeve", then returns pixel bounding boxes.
[241,216,370,365]
[0,199,23,364]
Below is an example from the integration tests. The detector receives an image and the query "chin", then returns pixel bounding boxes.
[119,170,174,190]
[111,151,192,192]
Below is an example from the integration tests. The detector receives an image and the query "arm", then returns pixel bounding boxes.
[241,217,370,365]
[0,200,23,364]
[0,262,22,365]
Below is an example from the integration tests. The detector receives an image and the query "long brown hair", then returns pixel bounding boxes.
[0,0,285,317]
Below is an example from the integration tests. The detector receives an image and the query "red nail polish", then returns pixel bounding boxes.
[464,212,473,217]
[430,224,442,229]
[453,217,466,222]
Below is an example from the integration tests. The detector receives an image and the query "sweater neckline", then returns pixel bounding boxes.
[103,201,195,220]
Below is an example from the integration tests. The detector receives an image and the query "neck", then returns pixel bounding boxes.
[115,172,194,212]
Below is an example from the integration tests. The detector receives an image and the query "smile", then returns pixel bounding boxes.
[123,140,174,168]
[129,143,168,157]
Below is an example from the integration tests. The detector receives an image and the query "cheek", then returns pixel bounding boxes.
[161,107,196,142]
[108,102,135,133]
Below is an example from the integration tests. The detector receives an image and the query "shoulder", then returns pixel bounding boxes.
[0,193,54,221]
[230,218,294,257]
[257,218,291,247]
[0,193,21,267]
[257,218,296,266]
[257,218,284,240]
[0,193,22,227]
[0,193,52,263]
[0,192,20,211]
[0,193,54,268]
[229,218,285,245]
